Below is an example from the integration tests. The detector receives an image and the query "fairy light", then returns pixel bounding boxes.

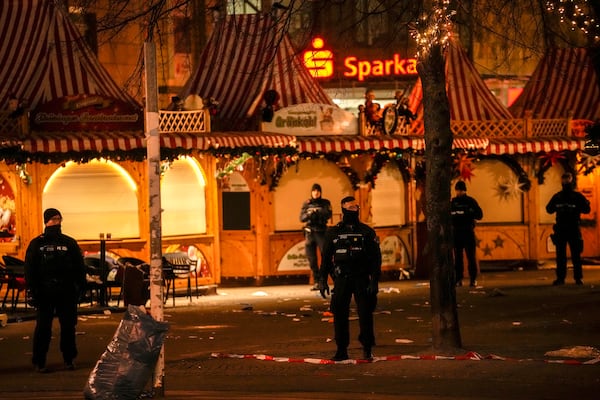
[545,0,600,41]
[410,0,456,59]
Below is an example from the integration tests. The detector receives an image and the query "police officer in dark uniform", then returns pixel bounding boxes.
[318,196,381,361]
[24,208,86,372]
[300,183,332,290]
[451,181,483,287]
[546,172,591,285]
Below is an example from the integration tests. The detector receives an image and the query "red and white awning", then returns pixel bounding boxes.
[485,137,587,155]
[408,39,513,123]
[161,132,296,151]
[22,131,146,153]
[0,0,140,110]
[21,131,297,154]
[296,136,490,154]
[509,48,600,120]
[297,136,424,153]
[179,14,333,131]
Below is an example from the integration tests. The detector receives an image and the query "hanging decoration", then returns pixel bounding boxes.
[494,175,527,201]
[453,153,475,181]
[536,151,567,183]
[16,164,32,185]
[216,152,252,178]
[364,153,389,188]
[578,151,600,175]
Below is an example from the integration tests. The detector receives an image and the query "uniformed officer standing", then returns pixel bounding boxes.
[318,196,382,361]
[24,208,86,372]
[546,172,591,285]
[299,183,332,290]
[451,181,483,287]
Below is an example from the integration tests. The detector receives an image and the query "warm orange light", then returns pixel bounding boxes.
[312,37,325,49]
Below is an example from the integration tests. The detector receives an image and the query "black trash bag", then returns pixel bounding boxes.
[84,305,169,400]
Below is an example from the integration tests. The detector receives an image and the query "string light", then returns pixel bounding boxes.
[545,0,600,41]
[410,0,456,58]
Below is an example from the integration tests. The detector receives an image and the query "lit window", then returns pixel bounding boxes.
[43,160,139,239]
[160,157,207,236]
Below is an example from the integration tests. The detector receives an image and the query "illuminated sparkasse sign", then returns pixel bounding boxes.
[303,37,418,82]
[343,54,418,81]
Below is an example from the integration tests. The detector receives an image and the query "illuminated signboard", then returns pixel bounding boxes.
[303,37,418,81]
[303,37,334,78]
[344,54,418,81]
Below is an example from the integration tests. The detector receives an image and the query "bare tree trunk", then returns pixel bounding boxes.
[418,42,462,351]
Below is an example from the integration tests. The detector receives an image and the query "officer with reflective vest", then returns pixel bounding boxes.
[24,208,86,372]
[546,172,590,285]
[318,196,381,361]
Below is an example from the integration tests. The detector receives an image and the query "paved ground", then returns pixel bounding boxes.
[1,266,600,399]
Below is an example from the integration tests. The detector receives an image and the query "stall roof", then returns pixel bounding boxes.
[408,39,513,122]
[178,13,334,131]
[0,0,140,110]
[509,48,600,120]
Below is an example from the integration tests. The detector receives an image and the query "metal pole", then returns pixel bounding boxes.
[144,41,165,396]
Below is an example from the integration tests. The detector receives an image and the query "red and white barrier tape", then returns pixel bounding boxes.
[210,352,600,365]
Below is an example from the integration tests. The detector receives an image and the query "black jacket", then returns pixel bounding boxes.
[320,220,381,280]
[451,194,483,231]
[546,188,590,229]
[299,197,332,232]
[24,226,86,301]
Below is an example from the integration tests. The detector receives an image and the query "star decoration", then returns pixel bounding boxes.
[454,153,475,181]
[493,235,504,248]
[495,176,526,200]
[482,243,493,256]
[578,152,600,174]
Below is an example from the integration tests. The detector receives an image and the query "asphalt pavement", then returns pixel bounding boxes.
[1,265,600,399]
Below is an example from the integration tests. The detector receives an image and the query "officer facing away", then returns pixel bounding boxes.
[318,196,382,361]
[451,180,483,287]
[546,172,591,285]
[299,183,332,290]
[24,208,87,373]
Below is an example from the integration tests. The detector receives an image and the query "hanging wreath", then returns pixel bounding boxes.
[536,151,567,184]
[364,152,389,188]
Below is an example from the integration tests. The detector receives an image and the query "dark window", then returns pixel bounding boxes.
[222,192,251,230]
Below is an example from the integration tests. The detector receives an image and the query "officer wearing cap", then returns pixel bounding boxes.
[299,183,332,290]
[24,208,86,373]
[546,172,590,285]
[451,181,483,287]
[318,196,382,361]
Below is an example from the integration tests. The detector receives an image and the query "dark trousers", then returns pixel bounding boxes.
[554,229,584,282]
[453,229,478,283]
[32,295,78,367]
[330,275,376,350]
[305,230,326,281]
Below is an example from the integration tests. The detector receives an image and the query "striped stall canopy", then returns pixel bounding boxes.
[0,0,140,110]
[22,131,146,153]
[296,136,489,154]
[161,132,297,151]
[297,136,424,154]
[486,136,587,155]
[21,131,297,154]
[509,48,600,120]
[408,39,513,124]
[178,14,334,131]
